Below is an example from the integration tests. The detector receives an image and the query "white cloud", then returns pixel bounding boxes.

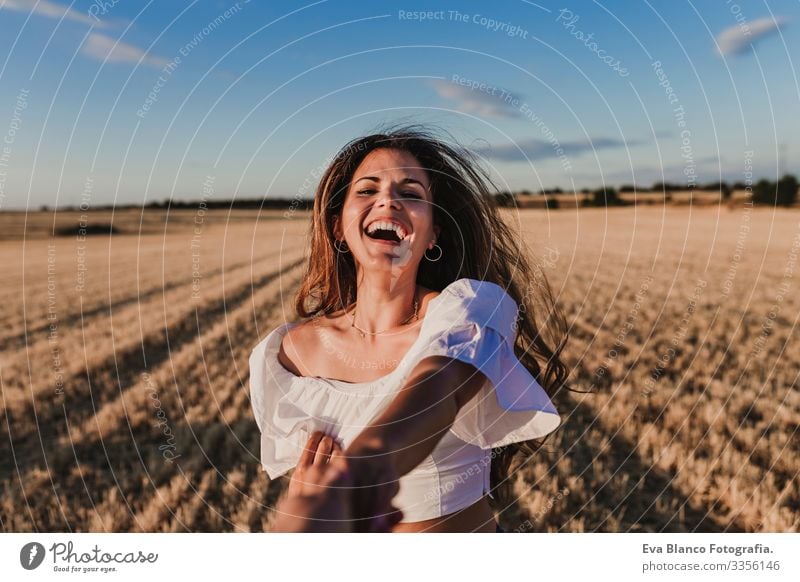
[716,15,789,56]
[476,136,640,162]
[430,79,524,119]
[2,0,104,27]
[81,33,170,69]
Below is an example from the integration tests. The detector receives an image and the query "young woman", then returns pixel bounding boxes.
[249,125,570,533]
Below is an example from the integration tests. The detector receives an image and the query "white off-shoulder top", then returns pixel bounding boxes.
[248,277,561,522]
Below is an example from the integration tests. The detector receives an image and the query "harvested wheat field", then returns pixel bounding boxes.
[1,204,797,532]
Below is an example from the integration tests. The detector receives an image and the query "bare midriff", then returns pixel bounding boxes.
[390,496,497,533]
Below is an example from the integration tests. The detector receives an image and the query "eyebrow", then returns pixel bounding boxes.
[355,176,428,189]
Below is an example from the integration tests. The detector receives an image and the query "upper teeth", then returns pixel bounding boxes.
[366,221,407,240]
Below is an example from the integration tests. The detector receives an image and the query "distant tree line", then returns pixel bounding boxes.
[37,175,799,212]
[495,174,798,208]
[146,198,315,210]
[44,198,316,212]
[751,175,798,206]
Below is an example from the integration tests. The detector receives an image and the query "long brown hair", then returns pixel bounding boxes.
[294,123,571,517]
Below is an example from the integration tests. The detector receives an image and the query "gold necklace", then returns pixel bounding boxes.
[349,293,419,338]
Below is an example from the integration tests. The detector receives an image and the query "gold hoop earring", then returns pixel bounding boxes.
[334,239,350,253]
[424,243,442,262]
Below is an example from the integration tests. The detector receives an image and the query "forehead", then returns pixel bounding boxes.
[353,148,428,184]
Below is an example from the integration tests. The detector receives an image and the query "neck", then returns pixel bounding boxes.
[350,270,419,339]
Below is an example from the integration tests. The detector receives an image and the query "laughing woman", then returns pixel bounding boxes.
[249,125,570,533]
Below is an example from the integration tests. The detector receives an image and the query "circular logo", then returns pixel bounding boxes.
[20,542,46,570]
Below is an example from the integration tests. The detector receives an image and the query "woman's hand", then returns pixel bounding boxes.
[271,439,353,532]
[272,430,404,533]
[286,430,342,499]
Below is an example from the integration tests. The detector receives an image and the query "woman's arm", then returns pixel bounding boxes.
[349,356,486,474]
[342,356,487,529]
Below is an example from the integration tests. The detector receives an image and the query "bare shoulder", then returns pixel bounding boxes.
[278,314,346,377]
[278,320,319,377]
[419,285,440,316]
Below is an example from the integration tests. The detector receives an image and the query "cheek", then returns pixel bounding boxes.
[411,210,434,238]
[339,205,362,235]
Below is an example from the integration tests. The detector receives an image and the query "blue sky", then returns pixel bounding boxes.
[0,0,798,209]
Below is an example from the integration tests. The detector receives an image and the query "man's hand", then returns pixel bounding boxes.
[343,434,404,533]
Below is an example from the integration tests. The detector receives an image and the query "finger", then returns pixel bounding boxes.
[327,449,349,480]
[329,439,343,460]
[298,430,324,467]
[314,435,333,465]
[302,462,327,495]
[305,458,347,498]
[310,459,351,508]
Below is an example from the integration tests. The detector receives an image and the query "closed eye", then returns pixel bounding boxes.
[357,189,422,200]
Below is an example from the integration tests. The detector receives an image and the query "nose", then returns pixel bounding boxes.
[375,184,403,209]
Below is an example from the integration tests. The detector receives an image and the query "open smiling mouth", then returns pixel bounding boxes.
[363,223,409,245]
[365,229,401,244]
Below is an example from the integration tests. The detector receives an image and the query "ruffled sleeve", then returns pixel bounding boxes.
[410,278,561,450]
[248,331,302,480]
[248,327,326,481]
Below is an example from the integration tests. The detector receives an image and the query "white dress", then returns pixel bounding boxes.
[248,277,561,522]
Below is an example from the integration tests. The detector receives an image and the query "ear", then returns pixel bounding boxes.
[433,224,441,243]
[333,214,343,240]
